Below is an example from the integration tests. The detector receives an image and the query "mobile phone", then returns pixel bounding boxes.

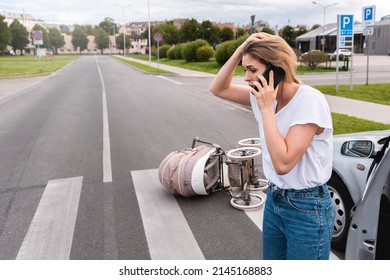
[252,64,285,91]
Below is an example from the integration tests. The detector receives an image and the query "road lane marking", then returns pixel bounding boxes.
[157,75,183,85]
[16,176,83,260]
[131,169,205,260]
[95,56,113,183]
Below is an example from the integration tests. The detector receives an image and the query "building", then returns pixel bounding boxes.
[296,19,390,55]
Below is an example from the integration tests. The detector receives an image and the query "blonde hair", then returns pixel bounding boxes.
[243,34,299,83]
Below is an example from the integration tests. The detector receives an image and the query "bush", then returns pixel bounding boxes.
[182,39,209,62]
[157,44,171,59]
[167,46,175,59]
[196,45,214,62]
[167,43,186,60]
[215,41,231,65]
[300,50,329,68]
[215,36,247,65]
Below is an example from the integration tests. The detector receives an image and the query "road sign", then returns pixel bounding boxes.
[363,27,374,36]
[153,32,163,43]
[32,30,43,45]
[362,6,376,27]
[338,15,354,48]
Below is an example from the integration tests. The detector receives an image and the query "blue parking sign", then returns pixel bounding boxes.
[362,6,376,26]
[340,15,353,36]
[338,14,354,48]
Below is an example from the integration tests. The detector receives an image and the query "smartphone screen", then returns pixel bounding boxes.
[252,64,286,91]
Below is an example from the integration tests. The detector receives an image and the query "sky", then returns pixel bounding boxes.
[1,0,390,28]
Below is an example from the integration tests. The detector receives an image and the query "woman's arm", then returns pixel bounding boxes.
[209,46,251,106]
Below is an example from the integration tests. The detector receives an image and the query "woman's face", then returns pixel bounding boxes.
[242,54,267,88]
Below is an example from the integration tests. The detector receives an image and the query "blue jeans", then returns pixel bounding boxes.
[262,183,334,260]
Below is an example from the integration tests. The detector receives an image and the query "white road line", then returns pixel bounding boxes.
[157,75,183,85]
[131,169,205,260]
[16,176,83,260]
[95,56,113,183]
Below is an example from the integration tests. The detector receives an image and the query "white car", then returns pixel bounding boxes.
[328,130,390,250]
[333,49,352,56]
[345,134,390,259]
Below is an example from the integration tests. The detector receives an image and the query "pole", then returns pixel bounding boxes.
[312,2,338,52]
[366,35,370,85]
[148,0,151,66]
[115,4,132,56]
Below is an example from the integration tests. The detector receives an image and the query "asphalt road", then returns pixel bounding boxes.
[0,56,267,260]
[1,54,388,260]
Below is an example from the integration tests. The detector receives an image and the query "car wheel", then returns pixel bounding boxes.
[327,174,354,251]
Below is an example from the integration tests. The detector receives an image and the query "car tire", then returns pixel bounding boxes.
[327,173,354,251]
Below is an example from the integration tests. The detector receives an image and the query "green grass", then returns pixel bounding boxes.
[0,55,80,77]
[332,112,390,135]
[112,56,176,75]
[314,83,390,106]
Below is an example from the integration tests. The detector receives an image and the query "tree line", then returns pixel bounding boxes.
[0,15,316,55]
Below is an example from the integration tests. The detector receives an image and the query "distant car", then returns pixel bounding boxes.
[333,49,352,56]
[328,130,390,250]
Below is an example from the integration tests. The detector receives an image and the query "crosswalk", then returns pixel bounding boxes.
[14,171,339,260]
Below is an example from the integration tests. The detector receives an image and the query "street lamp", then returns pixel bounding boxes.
[312,1,338,52]
[197,28,211,40]
[115,3,132,56]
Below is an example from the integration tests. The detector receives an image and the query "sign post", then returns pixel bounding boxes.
[32,30,43,70]
[153,32,163,68]
[362,5,376,85]
[336,14,354,92]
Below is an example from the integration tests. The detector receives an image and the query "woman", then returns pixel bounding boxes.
[209,33,334,260]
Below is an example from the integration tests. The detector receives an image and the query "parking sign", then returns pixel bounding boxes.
[362,6,376,27]
[338,15,354,48]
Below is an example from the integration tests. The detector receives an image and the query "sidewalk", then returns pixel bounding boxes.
[1,57,389,124]
[121,57,389,124]
[118,56,215,77]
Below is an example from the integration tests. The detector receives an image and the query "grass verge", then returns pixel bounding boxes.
[0,55,80,78]
[113,56,176,75]
[332,112,390,135]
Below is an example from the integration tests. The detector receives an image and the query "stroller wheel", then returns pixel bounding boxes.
[238,138,261,148]
[230,193,264,210]
[226,147,261,161]
[249,179,269,191]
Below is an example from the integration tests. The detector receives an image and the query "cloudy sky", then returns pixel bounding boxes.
[1,0,390,28]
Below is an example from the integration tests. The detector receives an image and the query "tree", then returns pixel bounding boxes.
[220,27,234,42]
[72,25,88,53]
[280,25,296,47]
[152,22,180,46]
[0,15,11,54]
[261,27,275,35]
[115,33,131,54]
[9,19,29,54]
[94,27,109,54]
[180,18,201,42]
[98,17,116,35]
[48,27,65,54]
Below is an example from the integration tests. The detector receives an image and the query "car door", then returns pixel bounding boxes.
[345,149,390,259]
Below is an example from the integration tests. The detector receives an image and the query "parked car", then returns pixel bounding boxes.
[328,130,390,250]
[345,133,390,259]
[333,49,353,56]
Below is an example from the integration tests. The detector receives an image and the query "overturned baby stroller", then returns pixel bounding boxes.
[158,137,268,210]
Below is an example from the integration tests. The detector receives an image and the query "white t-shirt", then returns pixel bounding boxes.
[250,85,333,190]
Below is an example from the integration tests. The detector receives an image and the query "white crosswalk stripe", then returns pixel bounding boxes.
[131,169,205,260]
[15,172,339,260]
[16,176,83,260]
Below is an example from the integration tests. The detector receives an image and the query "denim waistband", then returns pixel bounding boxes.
[268,182,328,196]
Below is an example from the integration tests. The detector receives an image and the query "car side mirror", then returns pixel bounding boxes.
[341,140,373,158]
